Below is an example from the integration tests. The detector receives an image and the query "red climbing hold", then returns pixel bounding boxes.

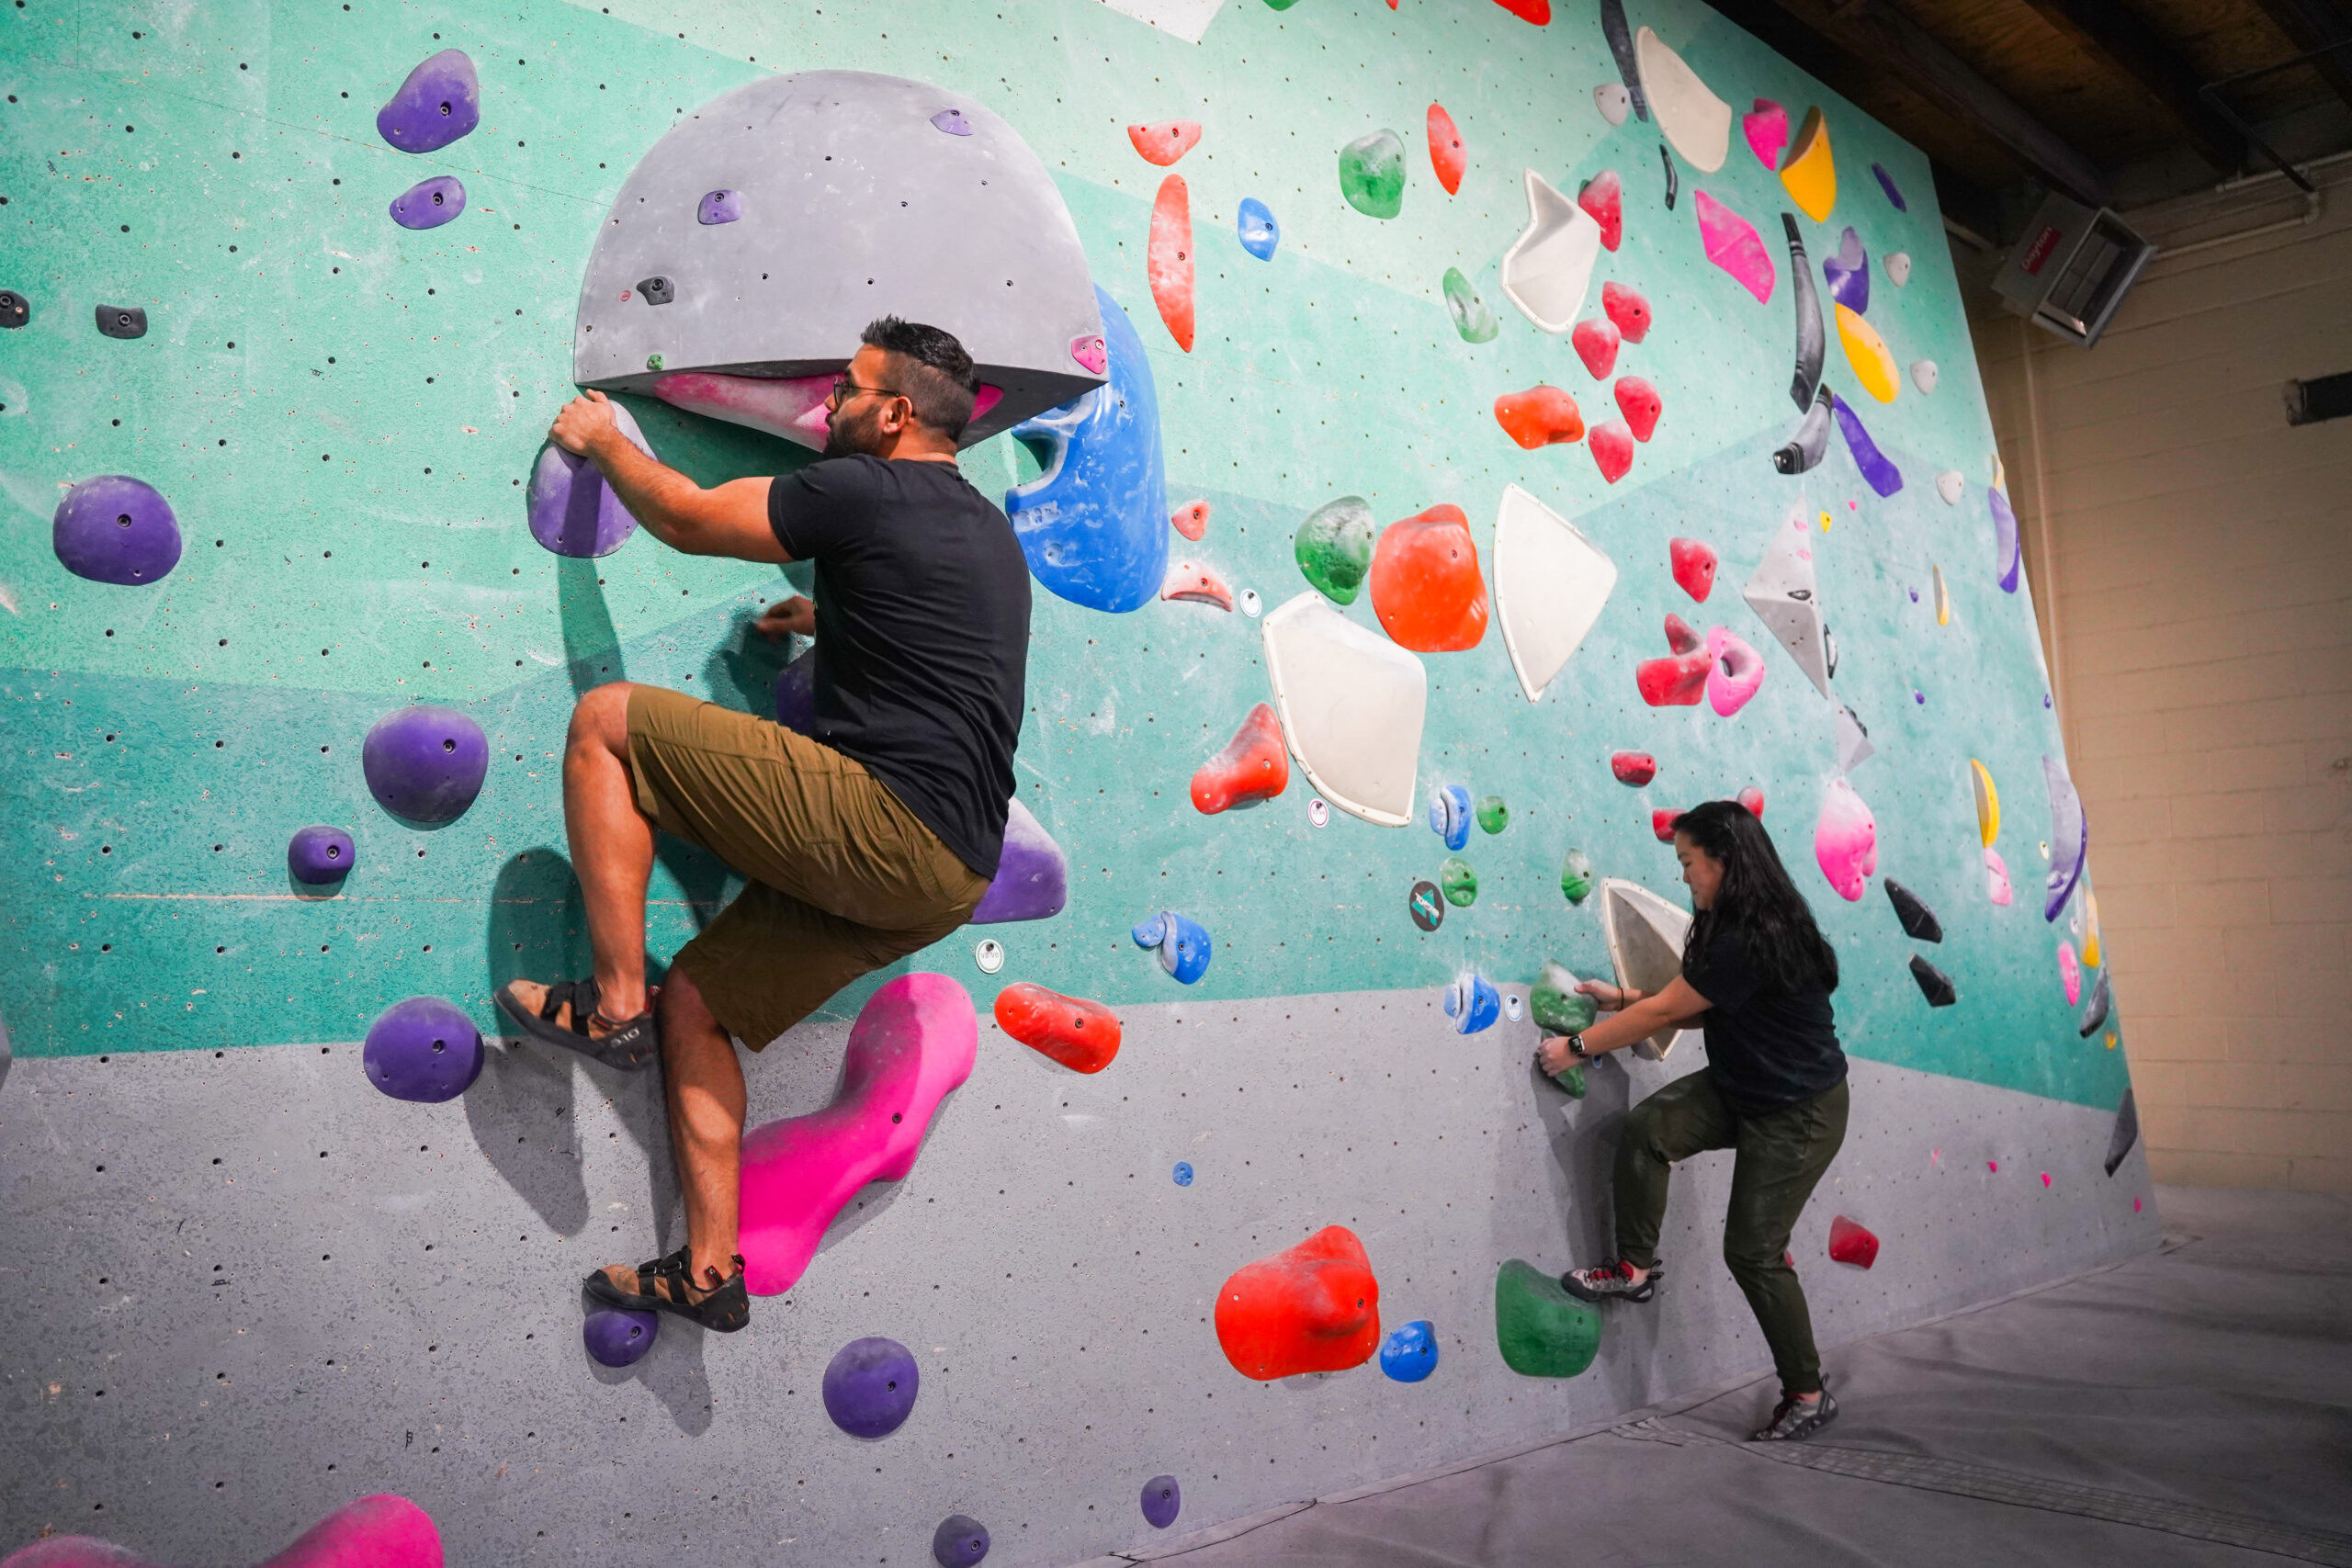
[1601,280,1652,343]
[1827,1214,1879,1269]
[1577,170,1623,252]
[993,983,1122,1075]
[1571,316,1622,379]
[1589,419,1634,484]
[1148,175,1195,353]
[1614,376,1661,442]
[1493,385,1585,449]
[1368,504,1489,652]
[1160,558,1234,611]
[1652,808,1682,842]
[1636,652,1710,706]
[1214,1225,1383,1381]
[1664,613,1702,654]
[1489,0,1551,23]
[1427,104,1465,196]
[1668,537,1717,602]
[1170,500,1210,541]
[1611,750,1657,786]
[1738,784,1766,818]
[1192,702,1291,815]
[1127,120,1202,166]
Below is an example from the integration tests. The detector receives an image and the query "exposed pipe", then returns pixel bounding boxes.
[2152,187,2324,259]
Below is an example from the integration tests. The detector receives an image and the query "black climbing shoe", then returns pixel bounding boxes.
[1560,1258,1662,1303]
[586,1245,750,1333]
[496,976,659,1071]
[1752,1386,1838,1442]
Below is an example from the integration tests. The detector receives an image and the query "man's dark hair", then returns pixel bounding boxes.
[860,317,978,439]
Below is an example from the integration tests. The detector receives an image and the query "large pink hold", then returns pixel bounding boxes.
[738,974,978,1297]
[4,1495,443,1568]
[1985,846,2014,907]
[1705,626,1765,716]
[1743,99,1789,169]
[1694,191,1776,305]
[2058,941,2082,1005]
[1814,777,1877,902]
[656,373,1003,451]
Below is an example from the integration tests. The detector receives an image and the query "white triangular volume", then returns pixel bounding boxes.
[1261,592,1428,827]
[1491,484,1619,702]
[1635,27,1732,173]
[1834,704,1873,773]
[1089,0,1227,43]
[1599,878,1702,1061]
[1499,170,1604,334]
[1743,502,1832,699]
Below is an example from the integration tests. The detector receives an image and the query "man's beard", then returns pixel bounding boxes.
[821,402,887,459]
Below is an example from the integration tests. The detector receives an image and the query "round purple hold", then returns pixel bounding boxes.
[287,825,356,884]
[820,1336,918,1439]
[526,400,652,558]
[1141,1473,1182,1530]
[771,648,816,736]
[583,1308,659,1368]
[53,475,181,586]
[361,705,488,825]
[697,188,741,225]
[390,175,467,231]
[362,996,484,1103]
[930,1515,989,1567]
[377,48,481,153]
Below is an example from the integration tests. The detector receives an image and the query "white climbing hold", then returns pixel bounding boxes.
[1595,83,1631,127]
[1910,359,1939,395]
[1885,251,1912,287]
[1935,469,1964,505]
[1499,169,1604,335]
[1261,591,1429,829]
[1491,483,1619,703]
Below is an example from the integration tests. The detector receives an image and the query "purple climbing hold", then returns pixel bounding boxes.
[376,48,481,154]
[361,705,489,825]
[932,1516,989,1567]
[821,1336,919,1439]
[52,475,181,586]
[931,108,974,137]
[1831,396,1904,498]
[1989,486,2023,592]
[970,798,1069,924]
[771,647,817,735]
[1822,227,1869,314]
[362,996,484,1103]
[1141,1474,1182,1530]
[287,825,356,885]
[1871,162,1907,211]
[390,175,467,231]
[697,188,741,225]
[526,399,654,558]
[582,1308,659,1368]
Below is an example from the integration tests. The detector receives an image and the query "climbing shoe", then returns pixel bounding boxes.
[586,1245,750,1333]
[497,976,659,1072]
[1752,1386,1839,1442]
[1560,1257,1662,1303]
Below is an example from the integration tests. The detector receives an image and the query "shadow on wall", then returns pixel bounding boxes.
[1543,1056,1673,1404]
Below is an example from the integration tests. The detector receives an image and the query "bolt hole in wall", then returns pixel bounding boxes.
[0,1,2146,1565]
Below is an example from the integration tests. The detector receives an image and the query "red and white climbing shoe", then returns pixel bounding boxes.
[1560,1258,1661,1303]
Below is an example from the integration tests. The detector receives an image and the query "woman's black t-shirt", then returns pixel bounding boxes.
[1680,921,1847,1114]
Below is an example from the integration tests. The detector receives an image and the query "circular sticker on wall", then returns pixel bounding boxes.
[1504,993,1523,1022]
[1239,588,1262,617]
[1308,798,1329,829]
[973,938,1005,974]
[1408,880,1444,931]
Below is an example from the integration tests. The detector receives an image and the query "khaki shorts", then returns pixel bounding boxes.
[624,685,989,1049]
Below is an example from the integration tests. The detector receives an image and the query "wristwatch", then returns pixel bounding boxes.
[1566,1033,1589,1059]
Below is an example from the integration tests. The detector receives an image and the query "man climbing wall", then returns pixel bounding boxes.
[497,318,1032,1332]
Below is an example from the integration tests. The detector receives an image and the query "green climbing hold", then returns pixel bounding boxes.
[1263,0,1301,8]
[1560,849,1594,905]
[1551,1063,1588,1098]
[1440,857,1478,907]
[1442,267,1499,344]
[1295,495,1376,604]
[1339,130,1407,220]
[646,352,664,372]
[1476,795,1509,834]
[1495,1258,1601,1377]
[1530,960,1598,1035]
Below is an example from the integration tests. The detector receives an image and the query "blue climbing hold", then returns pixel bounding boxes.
[390,175,466,231]
[697,188,741,225]
[1429,784,1472,851]
[582,1308,659,1368]
[1443,973,1501,1034]
[931,1515,989,1567]
[1380,1319,1439,1382]
[1131,910,1213,985]
[1003,285,1168,614]
[1237,197,1280,261]
[1172,1161,1194,1187]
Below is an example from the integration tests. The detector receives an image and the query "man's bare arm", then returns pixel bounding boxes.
[548,390,789,563]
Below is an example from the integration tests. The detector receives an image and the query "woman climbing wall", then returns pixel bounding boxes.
[1536,798,1850,1442]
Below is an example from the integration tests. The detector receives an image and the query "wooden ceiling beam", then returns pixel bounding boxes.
[2015,0,2248,173]
[2245,0,2352,117]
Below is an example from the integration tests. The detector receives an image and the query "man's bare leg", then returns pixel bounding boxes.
[659,967,747,1286]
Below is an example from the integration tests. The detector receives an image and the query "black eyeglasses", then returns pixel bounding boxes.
[828,374,902,409]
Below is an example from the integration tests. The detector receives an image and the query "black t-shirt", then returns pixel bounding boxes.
[766,455,1031,879]
[1680,920,1847,1114]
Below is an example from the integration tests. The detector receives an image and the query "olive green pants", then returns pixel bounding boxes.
[1613,1068,1850,1395]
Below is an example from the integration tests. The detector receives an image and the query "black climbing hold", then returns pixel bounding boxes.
[0,289,28,329]
[1659,142,1679,210]
[2103,1086,2138,1178]
[1408,879,1444,932]
[1884,879,1943,942]
[96,304,148,340]
[637,275,674,306]
[1908,953,1956,1008]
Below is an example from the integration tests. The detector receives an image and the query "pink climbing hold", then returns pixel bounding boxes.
[737,975,978,1297]
[1989,1159,2001,1173]
[1615,376,1661,442]
[1127,120,1203,166]
[1636,651,1710,706]
[1826,1215,1879,1269]
[1192,702,1290,814]
[1170,500,1211,541]
[1694,190,1776,304]
[1148,175,1195,353]
[1668,537,1717,602]
[2041,1171,2053,1188]
[1742,99,1789,169]
[1738,784,1766,818]
[655,371,835,447]
[1071,334,1109,376]
[1664,612,1702,654]
[1577,170,1623,252]
[1601,280,1652,343]
[1571,317,1622,379]
[1611,750,1657,786]
[1814,777,1878,902]
[1652,807,1681,842]
[2058,941,2082,1005]
[1985,845,2015,907]
[2,1495,445,1568]
[1161,559,1234,611]
[1427,103,1465,195]
[1705,626,1765,716]
[1589,419,1634,483]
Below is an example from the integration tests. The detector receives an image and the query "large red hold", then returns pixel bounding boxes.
[1669,537,1717,602]
[1214,1225,1383,1380]
[1601,280,1652,343]
[1828,1214,1880,1269]
[1148,175,1195,352]
[1637,652,1710,706]
[1611,750,1657,786]
[1493,385,1585,449]
[1577,170,1623,252]
[1369,504,1489,651]
[993,983,1122,1075]
[1192,702,1291,814]
[1427,103,1465,195]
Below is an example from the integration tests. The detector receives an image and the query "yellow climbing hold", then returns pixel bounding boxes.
[1835,303,1899,403]
[1818,509,1833,533]
[2084,893,2102,967]
[1779,106,1836,221]
[1970,759,1999,847]
[1932,564,1951,626]
[2106,1032,2117,1050]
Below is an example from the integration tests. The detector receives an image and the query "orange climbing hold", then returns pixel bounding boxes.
[1615,376,1661,442]
[1427,103,1465,195]
[1601,280,1652,342]
[1192,702,1291,815]
[1368,504,1489,652]
[1636,651,1710,705]
[993,983,1122,1074]
[1170,500,1210,541]
[1214,1225,1383,1381]
[1577,171,1623,252]
[1148,175,1195,352]
[1827,1214,1879,1269]
[1493,385,1585,449]
[1127,120,1202,166]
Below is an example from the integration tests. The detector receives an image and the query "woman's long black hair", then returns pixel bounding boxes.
[1671,799,1839,993]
